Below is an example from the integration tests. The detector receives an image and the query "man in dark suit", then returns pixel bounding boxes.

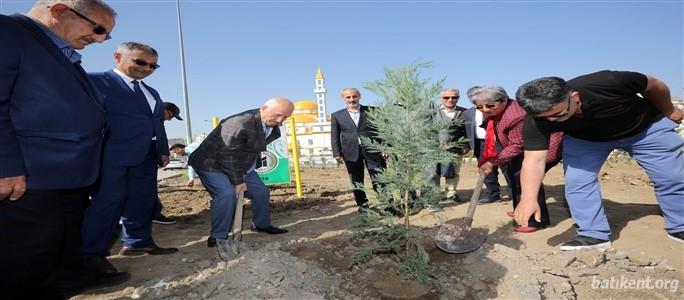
[0,1,126,297]
[331,88,386,211]
[81,42,177,272]
[464,105,508,203]
[189,97,294,261]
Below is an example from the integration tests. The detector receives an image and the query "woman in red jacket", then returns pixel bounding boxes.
[467,85,563,233]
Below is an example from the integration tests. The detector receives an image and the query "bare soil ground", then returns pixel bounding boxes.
[72,160,683,299]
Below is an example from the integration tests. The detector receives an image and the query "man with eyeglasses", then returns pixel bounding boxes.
[464,106,510,204]
[81,42,177,277]
[424,88,468,212]
[515,71,684,250]
[331,88,388,212]
[0,0,124,297]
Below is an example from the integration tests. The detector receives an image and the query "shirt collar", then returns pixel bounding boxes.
[346,104,362,113]
[113,69,139,85]
[26,15,81,64]
[439,104,456,112]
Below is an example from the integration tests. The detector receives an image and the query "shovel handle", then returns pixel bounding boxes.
[231,191,245,242]
[465,171,486,219]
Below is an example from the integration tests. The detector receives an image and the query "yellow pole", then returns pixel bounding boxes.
[212,117,219,128]
[289,118,303,197]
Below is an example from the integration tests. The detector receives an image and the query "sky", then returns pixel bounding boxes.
[2,0,682,140]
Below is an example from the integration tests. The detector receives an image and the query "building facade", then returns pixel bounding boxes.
[284,67,336,165]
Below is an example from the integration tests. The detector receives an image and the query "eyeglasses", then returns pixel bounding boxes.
[475,103,498,110]
[126,56,161,69]
[67,7,111,40]
[344,95,359,99]
[441,96,460,100]
[536,95,572,120]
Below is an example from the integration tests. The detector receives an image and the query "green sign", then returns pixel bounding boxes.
[256,129,291,185]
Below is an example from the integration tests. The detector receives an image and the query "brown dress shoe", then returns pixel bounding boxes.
[119,244,178,256]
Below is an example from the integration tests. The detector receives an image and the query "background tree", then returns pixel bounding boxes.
[351,62,467,282]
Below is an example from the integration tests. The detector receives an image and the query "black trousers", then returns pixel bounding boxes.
[503,155,550,227]
[343,148,386,206]
[474,138,509,198]
[0,188,88,298]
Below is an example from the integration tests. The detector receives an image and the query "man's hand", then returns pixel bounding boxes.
[235,183,247,195]
[0,175,27,201]
[158,155,170,167]
[186,180,194,187]
[479,161,494,175]
[514,199,542,227]
[334,156,344,163]
[667,107,684,124]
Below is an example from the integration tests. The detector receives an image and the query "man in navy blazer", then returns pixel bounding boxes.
[81,42,177,273]
[331,88,386,211]
[0,1,125,296]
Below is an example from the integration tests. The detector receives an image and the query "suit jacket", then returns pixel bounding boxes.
[188,109,280,185]
[433,104,467,154]
[489,100,562,166]
[464,107,479,151]
[330,105,382,162]
[88,70,169,166]
[0,14,106,189]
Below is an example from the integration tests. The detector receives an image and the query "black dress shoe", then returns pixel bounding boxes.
[119,244,178,256]
[85,255,118,274]
[383,207,404,217]
[61,270,131,295]
[254,225,288,234]
[477,195,500,204]
[152,214,176,225]
[207,237,216,248]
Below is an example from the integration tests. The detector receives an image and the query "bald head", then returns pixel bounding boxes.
[260,97,294,127]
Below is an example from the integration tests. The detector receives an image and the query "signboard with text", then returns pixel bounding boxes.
[256,127,291,185]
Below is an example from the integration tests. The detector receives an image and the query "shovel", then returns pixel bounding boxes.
[229,191,246,255]
[434,171,489,254]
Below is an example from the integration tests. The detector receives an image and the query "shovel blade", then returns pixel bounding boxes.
[434,218,489,254]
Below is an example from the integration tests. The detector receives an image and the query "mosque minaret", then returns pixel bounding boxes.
[314,66,327,123]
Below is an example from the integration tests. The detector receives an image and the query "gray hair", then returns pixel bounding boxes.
[466,85,509,105]
[341,88,360,97]
[116,42,159,57]
[440,88,460,95]
[515,77,571,114]
[34,0,117,17]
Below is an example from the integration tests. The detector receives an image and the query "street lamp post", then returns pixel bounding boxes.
[176,0,192,144]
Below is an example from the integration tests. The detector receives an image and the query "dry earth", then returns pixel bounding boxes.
[72,160,683,299]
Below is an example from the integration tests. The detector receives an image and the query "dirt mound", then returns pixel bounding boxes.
[73,163,683,299]
[113,242,331,299]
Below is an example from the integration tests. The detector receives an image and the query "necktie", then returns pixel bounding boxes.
[478,119,497,167]
[132,80,145,99]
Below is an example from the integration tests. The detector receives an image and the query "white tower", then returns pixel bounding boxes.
[314,66,327,123]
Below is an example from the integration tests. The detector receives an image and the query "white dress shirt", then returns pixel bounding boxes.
[475,109,486,139]
[113,69,157,113]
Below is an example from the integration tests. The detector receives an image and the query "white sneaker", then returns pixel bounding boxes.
[426,204,442,212]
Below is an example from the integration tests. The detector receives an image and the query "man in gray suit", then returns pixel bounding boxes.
[426,88,468,212]
[189,97,294,261]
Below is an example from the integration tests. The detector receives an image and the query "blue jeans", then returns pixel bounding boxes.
[195,169,272,239]
[563,118,684,240]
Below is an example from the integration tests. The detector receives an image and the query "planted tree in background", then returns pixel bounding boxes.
[351,62,467,282]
